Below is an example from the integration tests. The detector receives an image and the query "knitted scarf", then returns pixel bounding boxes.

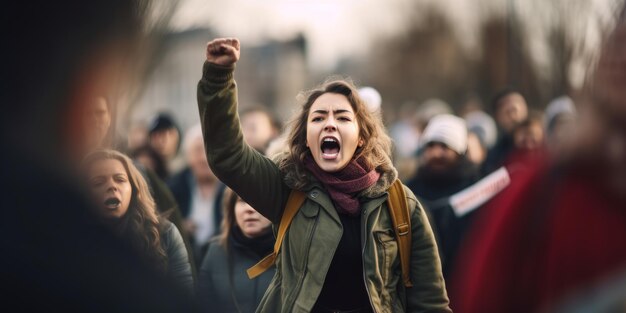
[304,155,380,216]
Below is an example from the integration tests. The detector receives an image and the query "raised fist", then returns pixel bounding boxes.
[206,38,240,66]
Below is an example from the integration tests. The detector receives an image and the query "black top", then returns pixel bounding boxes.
[313,212,372,312]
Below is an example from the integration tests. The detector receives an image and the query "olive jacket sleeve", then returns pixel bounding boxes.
[197,62,290,224]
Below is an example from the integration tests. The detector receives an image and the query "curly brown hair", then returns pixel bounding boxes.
[83,149,167,272]
[278,78,394,189]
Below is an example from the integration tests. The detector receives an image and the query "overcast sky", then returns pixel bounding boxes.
[170,0,621,86]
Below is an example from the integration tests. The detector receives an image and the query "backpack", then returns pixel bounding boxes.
[247,179,414,288]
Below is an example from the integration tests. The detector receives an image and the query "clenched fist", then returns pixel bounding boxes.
[206,38,240,66]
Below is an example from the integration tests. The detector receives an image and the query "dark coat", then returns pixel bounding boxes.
[198,230,275,313]
[407,157,480,279]
[137,162,197,277]
[167,167,223,232]
[482,132,514,175]
[161,220,195,294]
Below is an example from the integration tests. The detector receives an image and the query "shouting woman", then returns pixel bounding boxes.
[197,38,450,313]
[83,149,194,294]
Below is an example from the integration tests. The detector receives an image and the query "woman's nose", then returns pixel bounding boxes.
[324,117,337,131]
[106,181,118,192]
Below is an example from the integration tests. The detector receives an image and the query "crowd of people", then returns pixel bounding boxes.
[3,0,626,312]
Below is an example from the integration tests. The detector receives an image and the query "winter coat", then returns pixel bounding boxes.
[406,158,480,279]
[452,157,626,313]
[198,231,275,313]
[167,167,224,225]
[197,61,451,313]
[161,220,195,294]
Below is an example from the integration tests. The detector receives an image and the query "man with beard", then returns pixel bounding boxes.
[407,114,480,279]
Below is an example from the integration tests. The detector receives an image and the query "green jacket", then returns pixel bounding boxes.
[197,62,451,313]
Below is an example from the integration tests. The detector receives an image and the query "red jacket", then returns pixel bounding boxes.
[452,155,626,313]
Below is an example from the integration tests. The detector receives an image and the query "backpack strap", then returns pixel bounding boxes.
[247,189,306,279]
[387,179,413,288]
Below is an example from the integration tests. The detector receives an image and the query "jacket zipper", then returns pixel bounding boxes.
[361,207,379,313]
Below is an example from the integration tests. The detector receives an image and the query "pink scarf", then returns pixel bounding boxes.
[304,155,380,216]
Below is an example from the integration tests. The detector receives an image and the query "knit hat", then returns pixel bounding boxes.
[148,113,179,135]
[420,114,468,155]
[545,96,576,135]
[465,111,497,149]
[358,86,382,113]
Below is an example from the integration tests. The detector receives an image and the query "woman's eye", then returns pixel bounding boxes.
[338,116,351,122]
[311,117,323,122]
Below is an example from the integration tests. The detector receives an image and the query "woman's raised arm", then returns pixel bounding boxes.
[197,38,289,224]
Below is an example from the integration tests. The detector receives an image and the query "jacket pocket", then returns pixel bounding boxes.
[286,204,320,275]
[374,228,399,307]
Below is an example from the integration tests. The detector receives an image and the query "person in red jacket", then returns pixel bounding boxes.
[451,6,626,313]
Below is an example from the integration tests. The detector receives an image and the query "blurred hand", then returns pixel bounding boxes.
[206,38,240,66]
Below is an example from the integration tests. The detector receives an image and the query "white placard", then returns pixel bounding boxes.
[449,167,511,217]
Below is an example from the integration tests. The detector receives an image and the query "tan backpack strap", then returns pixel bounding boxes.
[247,189,307,279]
[387,179,413,288]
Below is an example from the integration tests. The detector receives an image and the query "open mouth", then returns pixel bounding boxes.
[320,137,340,160]
[104,197,121,210]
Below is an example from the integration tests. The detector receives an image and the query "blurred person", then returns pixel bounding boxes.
[82,96,114,153]
[483,88,529,173]
[545,96,577,154]
[389,103,422,182]
[72,81,187,246]
[358,86,383,113]
[401,98,455,181]
[240,106,280,154]
[390,102,422,159]
[457,94,483,118]
[464,111,498,166]
[168,124,224,264]
[406,114,480,278]
[464,111,497,150]
[130,143,197,276]
[198,187,275,313]
[79,91,192,273]
[148,112,184,177]
[511,112,545,156]
[198,38,450,312]
[452,6,626,312]
[466,132,487,166]
[132,144,169,180]
[265,133,290,161]
[83,149,194,293]
[0,0,196,311]
[127,121,149,151]
[416,98,454,133]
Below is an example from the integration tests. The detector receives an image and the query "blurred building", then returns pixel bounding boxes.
[127,28,308,135]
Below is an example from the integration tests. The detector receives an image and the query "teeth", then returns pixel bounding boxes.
[323,138,337,142]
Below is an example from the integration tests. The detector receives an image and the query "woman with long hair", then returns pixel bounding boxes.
[196,38,450,312]
[83,149,194,293]
[198,187,275,312]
